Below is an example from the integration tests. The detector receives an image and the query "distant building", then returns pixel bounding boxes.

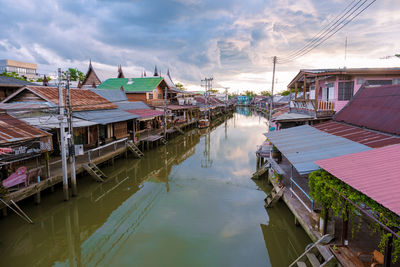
[0,59,38,79]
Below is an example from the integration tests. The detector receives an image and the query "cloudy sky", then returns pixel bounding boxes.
[1,0,399,93]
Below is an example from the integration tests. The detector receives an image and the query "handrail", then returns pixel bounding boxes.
[88,138,128,162]
[290,176,314,211]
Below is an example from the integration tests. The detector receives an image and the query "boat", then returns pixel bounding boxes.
[198,119,210,129]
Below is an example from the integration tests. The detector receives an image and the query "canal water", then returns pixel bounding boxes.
[0,108,310,267]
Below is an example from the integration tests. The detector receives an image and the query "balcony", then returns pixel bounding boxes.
[290,99,335,118]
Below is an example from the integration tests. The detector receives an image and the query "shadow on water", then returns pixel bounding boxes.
[0,109,310,267]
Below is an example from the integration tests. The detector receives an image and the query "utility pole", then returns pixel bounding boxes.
[269,56,277,127]
[163,86,167,138]
[66,71,77,196]
[58,68,69,201]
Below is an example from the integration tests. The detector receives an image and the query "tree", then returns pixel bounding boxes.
[68,68,85,81]
[244,90,256,99]
[176,82,186,91]
[209,88,219,93]
[260,90,271,96]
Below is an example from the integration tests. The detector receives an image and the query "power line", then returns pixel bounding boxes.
[277,0,376,64]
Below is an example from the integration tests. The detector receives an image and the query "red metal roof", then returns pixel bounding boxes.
[315,144,400,217]
[313,121,400,148]
[11,86,117,111]
[126,109,164,118]
[334,85,400,135]
[0,113,51,145]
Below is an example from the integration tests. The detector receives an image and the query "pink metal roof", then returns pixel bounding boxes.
[126,109,164,118]
[334,85,400,135]
[315,144,400,216]
[313,121,400,148]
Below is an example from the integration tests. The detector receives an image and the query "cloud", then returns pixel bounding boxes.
[0,0,399,92]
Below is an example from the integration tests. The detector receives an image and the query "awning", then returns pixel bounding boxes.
[315,144,400,217]
[273,112,314,122]
[126,109,164,120]
[265,125,371,175]
[74,109,139,125]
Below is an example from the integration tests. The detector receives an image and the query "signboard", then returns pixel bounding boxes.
[0,137,52,163]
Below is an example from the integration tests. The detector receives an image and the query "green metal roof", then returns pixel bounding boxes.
[98,77,163,92]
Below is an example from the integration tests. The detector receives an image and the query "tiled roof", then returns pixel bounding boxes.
[313,121,400,148]
[334,85,400,135]
[315,144,400,217]
[13,86,117,111]
[98,77,164,92]
[0,113,50,145]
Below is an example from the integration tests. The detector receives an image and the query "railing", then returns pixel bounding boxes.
[88,138,128,162]
[290,177,314,213]
[290,99,335,116]
[147,99,170,106]
[317,100,334,111]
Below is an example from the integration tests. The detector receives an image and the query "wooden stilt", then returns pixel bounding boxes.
[384,234,393,267]
[341,208,349,246]
[34,191,41,204]
[2,207,7,217]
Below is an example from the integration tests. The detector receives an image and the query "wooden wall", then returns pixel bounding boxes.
[126,93,147,102]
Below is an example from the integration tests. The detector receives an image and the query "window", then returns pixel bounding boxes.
[393,78,400,85]
[148,93,153,100]
[356,78,365,85]
[158,94,162,99]
[366,80,392,86]
[338,81,354,100]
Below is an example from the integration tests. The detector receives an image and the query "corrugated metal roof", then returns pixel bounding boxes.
[313,121,400,148]
[0,76,35,86]
[0,113,51,145]
[265,125,371,175]
[20,116,97,130]
[3,86,117,111]
[126,109,164,119]
[273,112,313,122]
[116,101,149,110]
[73,109,139,125]
[98,77,164,92]
[315,144,400,217]
[90,88,128,102]
[334,85,400,135]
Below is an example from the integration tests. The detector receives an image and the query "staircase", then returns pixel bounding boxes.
[127,141,144,158]
[160,137,168,145]
[264,185,285,208]
[174,126,185,135]
[252,163,270,179]
[83,162,108,182]
[289,235,337,267]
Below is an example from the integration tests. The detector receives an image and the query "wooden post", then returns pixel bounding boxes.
[303,75,307,99]
[295,82,298,100]
[384,234,393,267]
[315,78,319,112]
[341,207,349,246]
[45,152,51,179]
[34,190,41,204]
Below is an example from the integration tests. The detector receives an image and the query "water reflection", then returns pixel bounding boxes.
[0,109,310,267]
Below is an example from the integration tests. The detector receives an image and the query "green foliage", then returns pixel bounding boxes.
[280,89,295,96]
[209,88,219,93]
[309,170,400,262]
[68,68,85,81]
[0,71,27,81]
[244,90,256,99]
[176,83,186,91]
[37,76,52,82]
[260,90,271,96]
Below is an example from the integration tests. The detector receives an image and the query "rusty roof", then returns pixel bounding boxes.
[0,113,51,145]
[3,86,117,111]
[315,144,400,217]
[334,85,400,135]
[313,121,400,148]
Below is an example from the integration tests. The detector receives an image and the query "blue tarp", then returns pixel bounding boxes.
[265,125,372,175]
